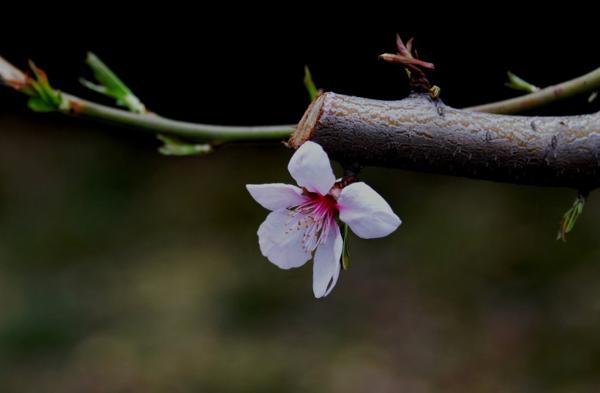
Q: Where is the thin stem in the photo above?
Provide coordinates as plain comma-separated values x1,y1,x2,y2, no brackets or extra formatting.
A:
64,94,295,143
467,66,600,114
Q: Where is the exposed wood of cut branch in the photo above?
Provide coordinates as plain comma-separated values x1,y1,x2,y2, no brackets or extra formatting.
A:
291,92,600,190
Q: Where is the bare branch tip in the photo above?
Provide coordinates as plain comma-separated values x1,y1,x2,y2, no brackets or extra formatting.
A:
0,56,28,89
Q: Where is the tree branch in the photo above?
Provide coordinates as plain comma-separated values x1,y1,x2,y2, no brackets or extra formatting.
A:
2,55,600,149
291,92,600,190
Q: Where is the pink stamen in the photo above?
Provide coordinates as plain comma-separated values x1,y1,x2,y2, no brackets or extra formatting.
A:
289,191,339,253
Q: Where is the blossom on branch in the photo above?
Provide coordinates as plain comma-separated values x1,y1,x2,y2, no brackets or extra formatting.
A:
247,141,401,298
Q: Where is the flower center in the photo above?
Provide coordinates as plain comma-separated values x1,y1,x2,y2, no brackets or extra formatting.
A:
289,191,338,253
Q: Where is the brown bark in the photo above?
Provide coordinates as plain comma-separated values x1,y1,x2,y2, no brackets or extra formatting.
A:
291,92,600,190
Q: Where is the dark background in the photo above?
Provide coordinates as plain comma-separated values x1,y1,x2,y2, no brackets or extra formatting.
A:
1,7,600,392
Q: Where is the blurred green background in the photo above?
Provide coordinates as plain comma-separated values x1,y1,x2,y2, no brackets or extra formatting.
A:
2,113,600,392
2,10,600,392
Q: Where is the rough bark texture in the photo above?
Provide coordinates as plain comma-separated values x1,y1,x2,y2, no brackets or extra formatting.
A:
291,92,600,190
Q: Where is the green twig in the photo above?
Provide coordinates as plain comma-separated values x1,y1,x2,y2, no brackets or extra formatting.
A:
468,66,600,114
64,93,295,143
0,56,294,144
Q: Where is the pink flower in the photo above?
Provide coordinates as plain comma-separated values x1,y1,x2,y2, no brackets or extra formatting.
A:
247,141,401,298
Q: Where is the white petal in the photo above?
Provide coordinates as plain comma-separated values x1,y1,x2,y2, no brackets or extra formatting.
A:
312,223,343,298
338,182,401,239
287,141,336,195
257,209,313,270
246,184,307,211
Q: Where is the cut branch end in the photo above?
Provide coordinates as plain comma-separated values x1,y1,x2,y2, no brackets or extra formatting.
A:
290,93,326,148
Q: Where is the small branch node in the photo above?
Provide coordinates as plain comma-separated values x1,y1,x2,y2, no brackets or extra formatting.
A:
380,34,435,93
